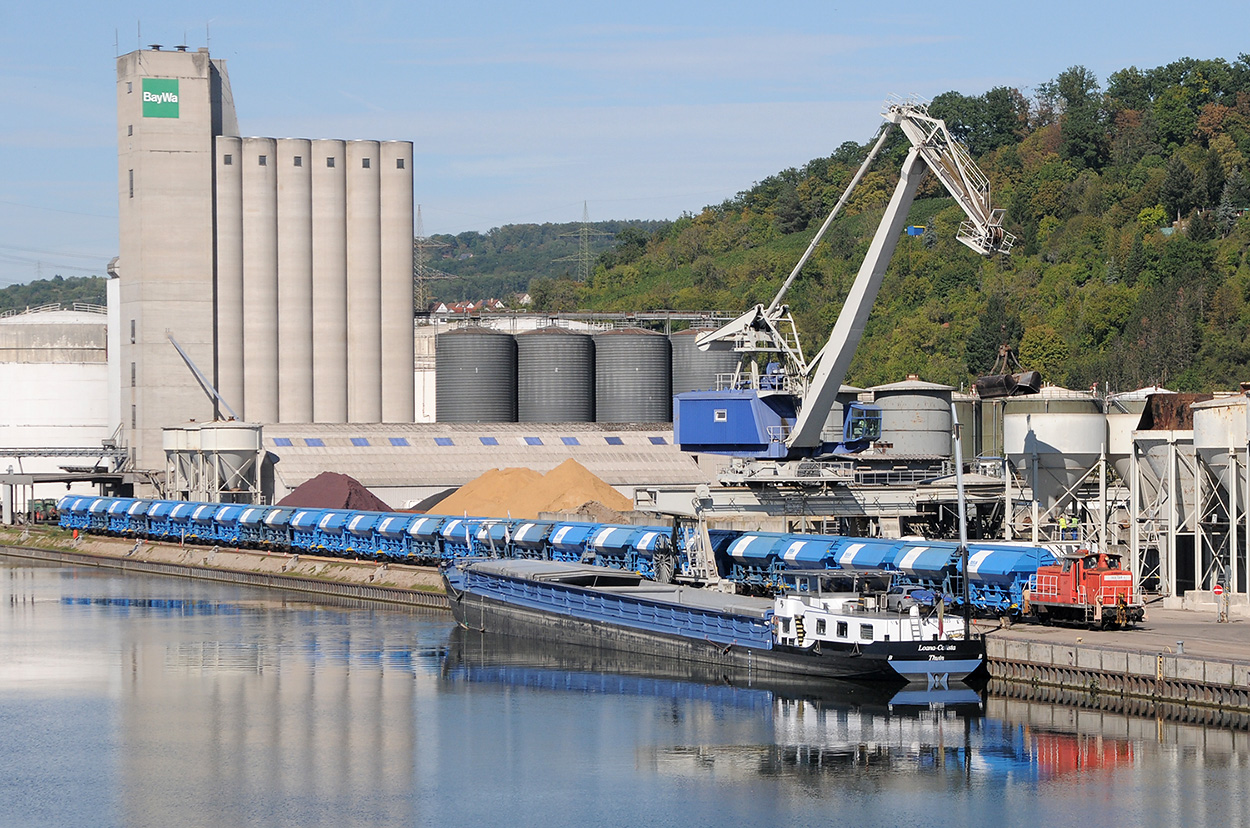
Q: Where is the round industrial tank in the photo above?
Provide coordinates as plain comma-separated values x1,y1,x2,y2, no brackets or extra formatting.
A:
435,327,517,422
594,328,671,422
670,328,739,394
820,385,866,443
869,377,953,456
1193,395,1248,497
0,307,111,499
198,421,264,496
1003,386,1105,509
516,326,594,422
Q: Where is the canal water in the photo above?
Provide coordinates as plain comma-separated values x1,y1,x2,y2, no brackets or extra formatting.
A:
2,556,1247,828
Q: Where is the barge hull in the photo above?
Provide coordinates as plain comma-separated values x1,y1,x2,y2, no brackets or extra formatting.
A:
447,574,981,684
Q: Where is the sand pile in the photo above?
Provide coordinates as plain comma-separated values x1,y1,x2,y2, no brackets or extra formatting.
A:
431,459,632,519
278,471,393,512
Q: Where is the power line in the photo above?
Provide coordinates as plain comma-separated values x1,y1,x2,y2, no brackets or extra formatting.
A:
413,205,456,310
555,201,612,282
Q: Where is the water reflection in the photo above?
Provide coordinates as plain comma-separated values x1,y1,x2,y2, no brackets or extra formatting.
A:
3,555,1248,828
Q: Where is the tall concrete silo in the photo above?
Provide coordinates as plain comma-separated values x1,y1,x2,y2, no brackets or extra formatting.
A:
670,328,739,395
379,141,415,423
276,138,314,423
346,140,382,423
869,377,953,456
241,136,279,424
436,327,517,422
215,136,245,415
594,328,671,423
517,327,594,422
1004,387,1105,510
310,139,349,423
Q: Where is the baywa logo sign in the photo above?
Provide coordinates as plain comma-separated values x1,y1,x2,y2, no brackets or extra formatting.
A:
142,78,179,118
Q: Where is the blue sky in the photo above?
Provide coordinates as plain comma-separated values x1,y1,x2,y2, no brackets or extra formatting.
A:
0,1,1246,287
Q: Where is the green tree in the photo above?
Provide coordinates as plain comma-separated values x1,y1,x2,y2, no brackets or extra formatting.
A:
1159,157,1197,219
1019,325,1072,383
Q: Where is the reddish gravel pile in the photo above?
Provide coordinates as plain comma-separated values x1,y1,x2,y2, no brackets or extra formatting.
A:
278,471,393,512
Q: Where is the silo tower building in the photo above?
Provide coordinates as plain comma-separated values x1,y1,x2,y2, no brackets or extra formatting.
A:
115,46,414,491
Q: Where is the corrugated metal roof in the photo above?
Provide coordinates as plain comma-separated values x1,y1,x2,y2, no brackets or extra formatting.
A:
263,422,712,491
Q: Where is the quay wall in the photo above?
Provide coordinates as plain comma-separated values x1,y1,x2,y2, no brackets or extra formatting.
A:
0,527,448,611
986,635,1250,717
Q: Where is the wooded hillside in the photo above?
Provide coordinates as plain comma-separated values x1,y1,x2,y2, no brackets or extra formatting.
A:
555,55,1250,392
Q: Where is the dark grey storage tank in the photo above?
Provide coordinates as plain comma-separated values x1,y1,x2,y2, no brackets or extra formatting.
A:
670,328,740,394
517,326,594,422
594,328,672,422
435,327,517,422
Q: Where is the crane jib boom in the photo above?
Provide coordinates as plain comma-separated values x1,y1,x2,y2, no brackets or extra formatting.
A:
672,98,1014,462
785,100,1013,453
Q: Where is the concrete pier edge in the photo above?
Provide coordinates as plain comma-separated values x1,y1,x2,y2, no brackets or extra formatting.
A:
983,631,1250,718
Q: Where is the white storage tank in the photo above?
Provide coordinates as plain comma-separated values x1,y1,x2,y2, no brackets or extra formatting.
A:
1004,386,1105,509
1193,395,1249,498
1106,387,1171,484
0,306,111,499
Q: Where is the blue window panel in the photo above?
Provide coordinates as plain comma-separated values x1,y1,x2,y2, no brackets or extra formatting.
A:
561,437,580,446
434,437,455,446
524,437,543,446
649,436,667,445
304,438,324,447
351,437,370,447
479,437,499,446
273,438,292,447
389,437,409,447
605,436,624,446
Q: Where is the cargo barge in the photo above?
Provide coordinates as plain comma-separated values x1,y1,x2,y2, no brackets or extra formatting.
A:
443,558,985,685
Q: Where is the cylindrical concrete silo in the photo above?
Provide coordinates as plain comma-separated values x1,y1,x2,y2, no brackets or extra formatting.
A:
1004,387,1105,510
379,141,415,423
241,137,279,424
595,328,671,423
310,139,348,423
276,139,313,423
670,328,739,395
517,327,594,422
346,140,382,423
435,327,517,422
869,377,954,456
214,136,244,416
